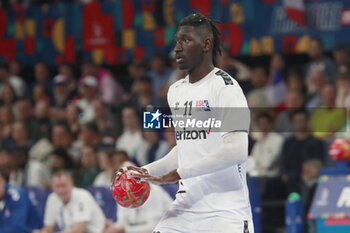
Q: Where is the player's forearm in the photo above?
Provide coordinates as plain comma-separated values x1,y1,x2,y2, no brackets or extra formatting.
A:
177,132,248,179
142,145,179,177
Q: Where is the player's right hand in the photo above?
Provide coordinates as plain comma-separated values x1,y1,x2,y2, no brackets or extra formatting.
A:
110,166,149,190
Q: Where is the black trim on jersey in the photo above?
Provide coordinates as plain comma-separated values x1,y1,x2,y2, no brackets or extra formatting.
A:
215,70,233,85
243,220,249,233
176,190,186,194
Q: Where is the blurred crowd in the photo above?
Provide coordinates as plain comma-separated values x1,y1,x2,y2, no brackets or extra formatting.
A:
0,37,349,232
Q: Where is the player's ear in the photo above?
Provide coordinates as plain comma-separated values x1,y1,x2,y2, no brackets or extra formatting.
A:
203,38,212,53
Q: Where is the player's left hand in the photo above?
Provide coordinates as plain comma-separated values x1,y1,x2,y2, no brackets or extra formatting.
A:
133,169,181,184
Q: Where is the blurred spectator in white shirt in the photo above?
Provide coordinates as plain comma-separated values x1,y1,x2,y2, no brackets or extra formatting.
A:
93,149,115,187
80,61,126,106
76,76,99,124
305,38,336,93
248,112,284,177
116,106,148,166
33,170,105,233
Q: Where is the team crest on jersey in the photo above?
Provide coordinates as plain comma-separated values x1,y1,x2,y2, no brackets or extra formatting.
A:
196,100,210,111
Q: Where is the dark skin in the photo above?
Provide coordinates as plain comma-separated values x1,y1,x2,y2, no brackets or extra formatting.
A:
111,25,215,185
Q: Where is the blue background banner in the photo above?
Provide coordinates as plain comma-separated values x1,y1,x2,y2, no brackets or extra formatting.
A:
0,0,350,66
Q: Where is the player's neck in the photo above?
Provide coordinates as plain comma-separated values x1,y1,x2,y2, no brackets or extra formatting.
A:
188,61,215,84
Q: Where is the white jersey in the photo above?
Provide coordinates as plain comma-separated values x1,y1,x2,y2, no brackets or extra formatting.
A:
167,67,252,220
44,187,106,233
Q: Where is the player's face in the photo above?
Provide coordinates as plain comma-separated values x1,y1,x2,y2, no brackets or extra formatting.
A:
52,175,73,204
174,26,204,71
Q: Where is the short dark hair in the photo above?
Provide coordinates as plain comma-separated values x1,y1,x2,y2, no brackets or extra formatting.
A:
113,150,130,161
334,43,349,53
310,37,323,49
290,108,309,120
256,112,274,123
179,13,222,62
52,169,73,181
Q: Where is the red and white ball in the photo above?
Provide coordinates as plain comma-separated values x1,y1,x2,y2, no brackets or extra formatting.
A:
328,138,350,161
111,170,150,208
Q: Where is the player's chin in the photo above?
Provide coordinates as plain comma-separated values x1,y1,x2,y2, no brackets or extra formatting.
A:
177,63,188,70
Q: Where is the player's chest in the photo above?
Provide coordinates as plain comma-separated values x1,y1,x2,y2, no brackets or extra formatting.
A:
171,86,215,112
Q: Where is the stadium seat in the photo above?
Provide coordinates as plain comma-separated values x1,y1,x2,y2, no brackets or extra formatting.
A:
24,186,49,220
87,186,117,221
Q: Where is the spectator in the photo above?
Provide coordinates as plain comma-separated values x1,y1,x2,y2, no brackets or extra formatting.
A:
248,112,284,177
8,60,27,97
80,61,125,106
51,121,80,163
49,147,74,174
32,100,51,142
300,159,323,215
32,62,54,97
75,145,100,188
159,52,188,98
305,71,328,114
142,131,169,164
216,48,252,82
247,66,271,138
104,152,173,233
147,52,173,98
93,100,120,144
280,109,325,194
2,121,32,151
0,83,17,107
131,76,163,111
128,61,148,95
93,149,115,187
0,106,14,141
333,44,350,75
58,62,77,98
274,90,304,135
163,126,176,152
247,67,271,108
32,84,49,103
14,98,37,140
269,53,286,83
65,103,81,138
0,63,27,98
305,38,336,92
300,159,323,233
33,170,105,233
335,72,350,108
7,147,50,188
76,75,99,124
116,106,148,165
0,169,43,233
49,74,73,122
286,69,307,95
310,84,346,140
78,122,102,149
